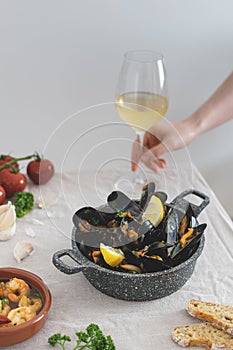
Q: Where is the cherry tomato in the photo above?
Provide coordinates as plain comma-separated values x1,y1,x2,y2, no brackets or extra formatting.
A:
0,155,18,171
0,169,27,198
27,159,55,185
0,185,6,205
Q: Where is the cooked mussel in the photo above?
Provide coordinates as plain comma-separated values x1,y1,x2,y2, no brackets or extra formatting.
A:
140,255,171,273
135,221,165,249
107,191,142,217
162,208,179,256
170,223,207,265
121,245,170,273
121,246,141,267
73,207,107,230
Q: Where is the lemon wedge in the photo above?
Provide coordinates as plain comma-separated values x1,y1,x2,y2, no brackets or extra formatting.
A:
100,243,125,267
142,195,164,227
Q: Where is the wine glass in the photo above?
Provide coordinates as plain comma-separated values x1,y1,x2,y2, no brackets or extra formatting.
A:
115,50,168,197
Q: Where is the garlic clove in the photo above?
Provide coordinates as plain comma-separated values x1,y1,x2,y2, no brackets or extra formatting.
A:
0,222,16,241
0,202,16,231
13,241,34,263
0,201,11,215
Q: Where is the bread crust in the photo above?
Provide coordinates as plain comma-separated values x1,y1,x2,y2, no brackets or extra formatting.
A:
171,330,190,347
209,345,233,350
172,323,233,350
187,300,233,335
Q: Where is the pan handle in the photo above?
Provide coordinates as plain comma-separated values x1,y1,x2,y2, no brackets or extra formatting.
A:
52,249,91,275
171,189,210,217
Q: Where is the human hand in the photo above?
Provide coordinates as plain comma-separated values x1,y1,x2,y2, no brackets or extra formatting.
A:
131,119,196,173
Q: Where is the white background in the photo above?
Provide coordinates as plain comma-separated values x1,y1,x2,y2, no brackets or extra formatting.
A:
0,0,232,214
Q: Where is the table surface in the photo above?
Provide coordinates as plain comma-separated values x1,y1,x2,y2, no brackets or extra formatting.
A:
1,163,233,350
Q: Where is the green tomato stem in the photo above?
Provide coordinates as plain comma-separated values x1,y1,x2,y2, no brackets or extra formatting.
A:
0,154,37,170
34,152,41,161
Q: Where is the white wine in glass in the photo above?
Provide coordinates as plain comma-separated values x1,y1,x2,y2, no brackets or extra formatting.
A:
116,92,168,132
115,50,168,197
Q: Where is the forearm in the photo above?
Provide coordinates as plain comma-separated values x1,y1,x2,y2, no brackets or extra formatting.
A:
186,71,233,138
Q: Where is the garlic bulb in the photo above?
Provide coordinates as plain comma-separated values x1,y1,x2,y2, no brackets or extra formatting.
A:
0,201,16,241
13,241,34,263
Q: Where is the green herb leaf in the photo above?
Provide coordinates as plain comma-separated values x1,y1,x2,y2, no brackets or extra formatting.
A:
0,297,8,310
33,291,41,298
90,218,99,226
117,210,124,217
13,192,34,218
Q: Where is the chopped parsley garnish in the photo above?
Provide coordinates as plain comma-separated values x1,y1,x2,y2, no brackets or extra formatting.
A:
0,297,7,310
117,210,124,217
90,218,100,226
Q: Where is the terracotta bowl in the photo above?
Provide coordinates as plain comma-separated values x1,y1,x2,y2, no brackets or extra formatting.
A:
0,267,52,347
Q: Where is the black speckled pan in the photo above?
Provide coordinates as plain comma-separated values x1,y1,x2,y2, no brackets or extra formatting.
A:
52,189,209,301
53,229,205,301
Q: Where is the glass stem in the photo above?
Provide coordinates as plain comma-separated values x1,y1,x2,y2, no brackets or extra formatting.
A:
134,131,145,184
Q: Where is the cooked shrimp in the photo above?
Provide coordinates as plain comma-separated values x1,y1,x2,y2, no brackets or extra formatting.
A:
19,296,42,313
5,278,30,303
18,295,31,307
7,307,36,326
29,298,42,312
0,299,10,316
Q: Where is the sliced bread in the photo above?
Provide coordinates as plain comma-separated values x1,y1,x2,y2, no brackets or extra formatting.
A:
188,300,233,335
172,322,233,349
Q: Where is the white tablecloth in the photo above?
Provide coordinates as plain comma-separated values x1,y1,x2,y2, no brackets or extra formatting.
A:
1,163,233,349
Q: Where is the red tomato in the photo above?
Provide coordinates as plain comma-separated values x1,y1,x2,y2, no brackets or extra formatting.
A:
0,169,27,198
0,155,18,171
0,185,6,205
27,159,55,185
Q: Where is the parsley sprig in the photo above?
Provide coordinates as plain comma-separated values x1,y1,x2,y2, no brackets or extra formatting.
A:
48,324,116,350
48,334,71,349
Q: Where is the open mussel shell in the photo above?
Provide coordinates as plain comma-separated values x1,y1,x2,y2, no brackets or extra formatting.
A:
139,182,156,211
170,223,207,266
76,225,139,248
78,241,95,259
140,256,171,273
75,231,110,248
177,205,196,231
120,245,171,273
146,241,172,256
122,220,162,251
73,207,107,229
73,206,127,247
160,207,179,256
107,191,142,217
154,191,167,205
120,216,141,240
121,246,141,267
74,218,143,249
135,221,166,249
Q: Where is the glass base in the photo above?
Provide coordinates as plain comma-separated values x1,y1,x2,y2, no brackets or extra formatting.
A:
114,171,147,199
